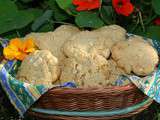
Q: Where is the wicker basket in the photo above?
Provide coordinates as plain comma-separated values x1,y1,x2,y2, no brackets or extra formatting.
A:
28,84,153,120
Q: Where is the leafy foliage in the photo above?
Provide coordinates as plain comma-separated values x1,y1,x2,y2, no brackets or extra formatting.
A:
75,12,104,28
47,0,70,21
55,0,72,10
31,10,53,31
146,26,160,40
0,11,34,34
152,0,160,15
100,6,115,24
0,0,159,41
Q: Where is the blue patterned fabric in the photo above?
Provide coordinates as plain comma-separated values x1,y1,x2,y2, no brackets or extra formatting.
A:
152,39,160,54
0,60,76,117
129,65,160,103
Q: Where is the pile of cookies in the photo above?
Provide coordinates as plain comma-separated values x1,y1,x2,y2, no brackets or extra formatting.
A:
16,25,159,88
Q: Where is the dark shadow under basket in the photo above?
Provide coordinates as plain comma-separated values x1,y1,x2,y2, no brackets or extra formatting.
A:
28,84,153,120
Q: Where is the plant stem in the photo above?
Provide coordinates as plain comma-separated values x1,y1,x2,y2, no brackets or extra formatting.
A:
141,0,152,5
144,14,158,25
130,17,140,33
138,10,145,32
50,20,73,26
16,31,21,38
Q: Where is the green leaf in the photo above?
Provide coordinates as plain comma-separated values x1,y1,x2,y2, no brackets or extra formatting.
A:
100,6,114,24
48,0,69,21
31,10,53,31
152,0,160,15
38,22,54,32
67,4,79,16
75,12,104,28
0,0,17,14
2,31,19,39
0,11,34,34
19,0,33,3
55,0,72,10
27,8,43,19
146,26,160,40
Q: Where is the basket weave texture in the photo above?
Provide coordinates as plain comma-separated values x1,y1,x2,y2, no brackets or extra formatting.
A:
28,84,153,120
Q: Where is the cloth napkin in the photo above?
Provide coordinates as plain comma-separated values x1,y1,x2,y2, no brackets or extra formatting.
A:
0,59,76,117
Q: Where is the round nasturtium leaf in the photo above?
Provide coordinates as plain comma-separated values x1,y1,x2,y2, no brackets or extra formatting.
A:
0,11,34,34
0,0,17,14
152,0,160,15
31,10,53,31
75,12,104,28
55,0,72,10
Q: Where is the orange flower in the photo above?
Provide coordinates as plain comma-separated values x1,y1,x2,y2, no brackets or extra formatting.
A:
112,0,134,16
73,0,101,11
3,45,19,60
3,38,36,61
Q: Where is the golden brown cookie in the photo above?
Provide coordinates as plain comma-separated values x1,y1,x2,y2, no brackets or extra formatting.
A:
62,31,113,60
93,25,127,42
25,25,80,59
17,50,60,86
60,54,126,88
60,55,108,88
111,36,159,76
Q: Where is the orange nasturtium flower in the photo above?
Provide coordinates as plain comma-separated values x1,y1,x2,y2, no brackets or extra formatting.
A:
112,0,134,16
72,0,101,11
3,38,36,61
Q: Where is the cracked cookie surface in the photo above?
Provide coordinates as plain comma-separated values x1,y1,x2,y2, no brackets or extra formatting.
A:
111,36,159,76
17,50,60,86
25,25,80,59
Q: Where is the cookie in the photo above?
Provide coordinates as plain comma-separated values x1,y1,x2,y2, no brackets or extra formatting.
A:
111,36,159,76
17,50,60,86
60,54,108,88
94,25,127,42
60,54,125,88
62,31,113,60
25,25,80,59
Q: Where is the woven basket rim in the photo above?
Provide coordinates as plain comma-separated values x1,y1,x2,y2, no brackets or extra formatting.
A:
30,97,152,117
47,83,136,93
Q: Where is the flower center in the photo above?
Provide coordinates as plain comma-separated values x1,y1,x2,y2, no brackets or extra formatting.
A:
118,1,123,7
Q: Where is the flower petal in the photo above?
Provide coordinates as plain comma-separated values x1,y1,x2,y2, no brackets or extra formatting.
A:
122,0,131,3
3,45,18,60
15,52,27,61
9,38,23,49
25,48,36,53
22,38,36,53
73,0,101,11
154,18,160,25
112,0,119,7
120,2,134,16
72,0,83,5
112,0,134,16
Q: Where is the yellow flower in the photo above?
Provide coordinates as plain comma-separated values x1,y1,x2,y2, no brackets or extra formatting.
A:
22,38,36,53
3,45,19,60
15,52,27,61
9,38,22,48
3,38,36,61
